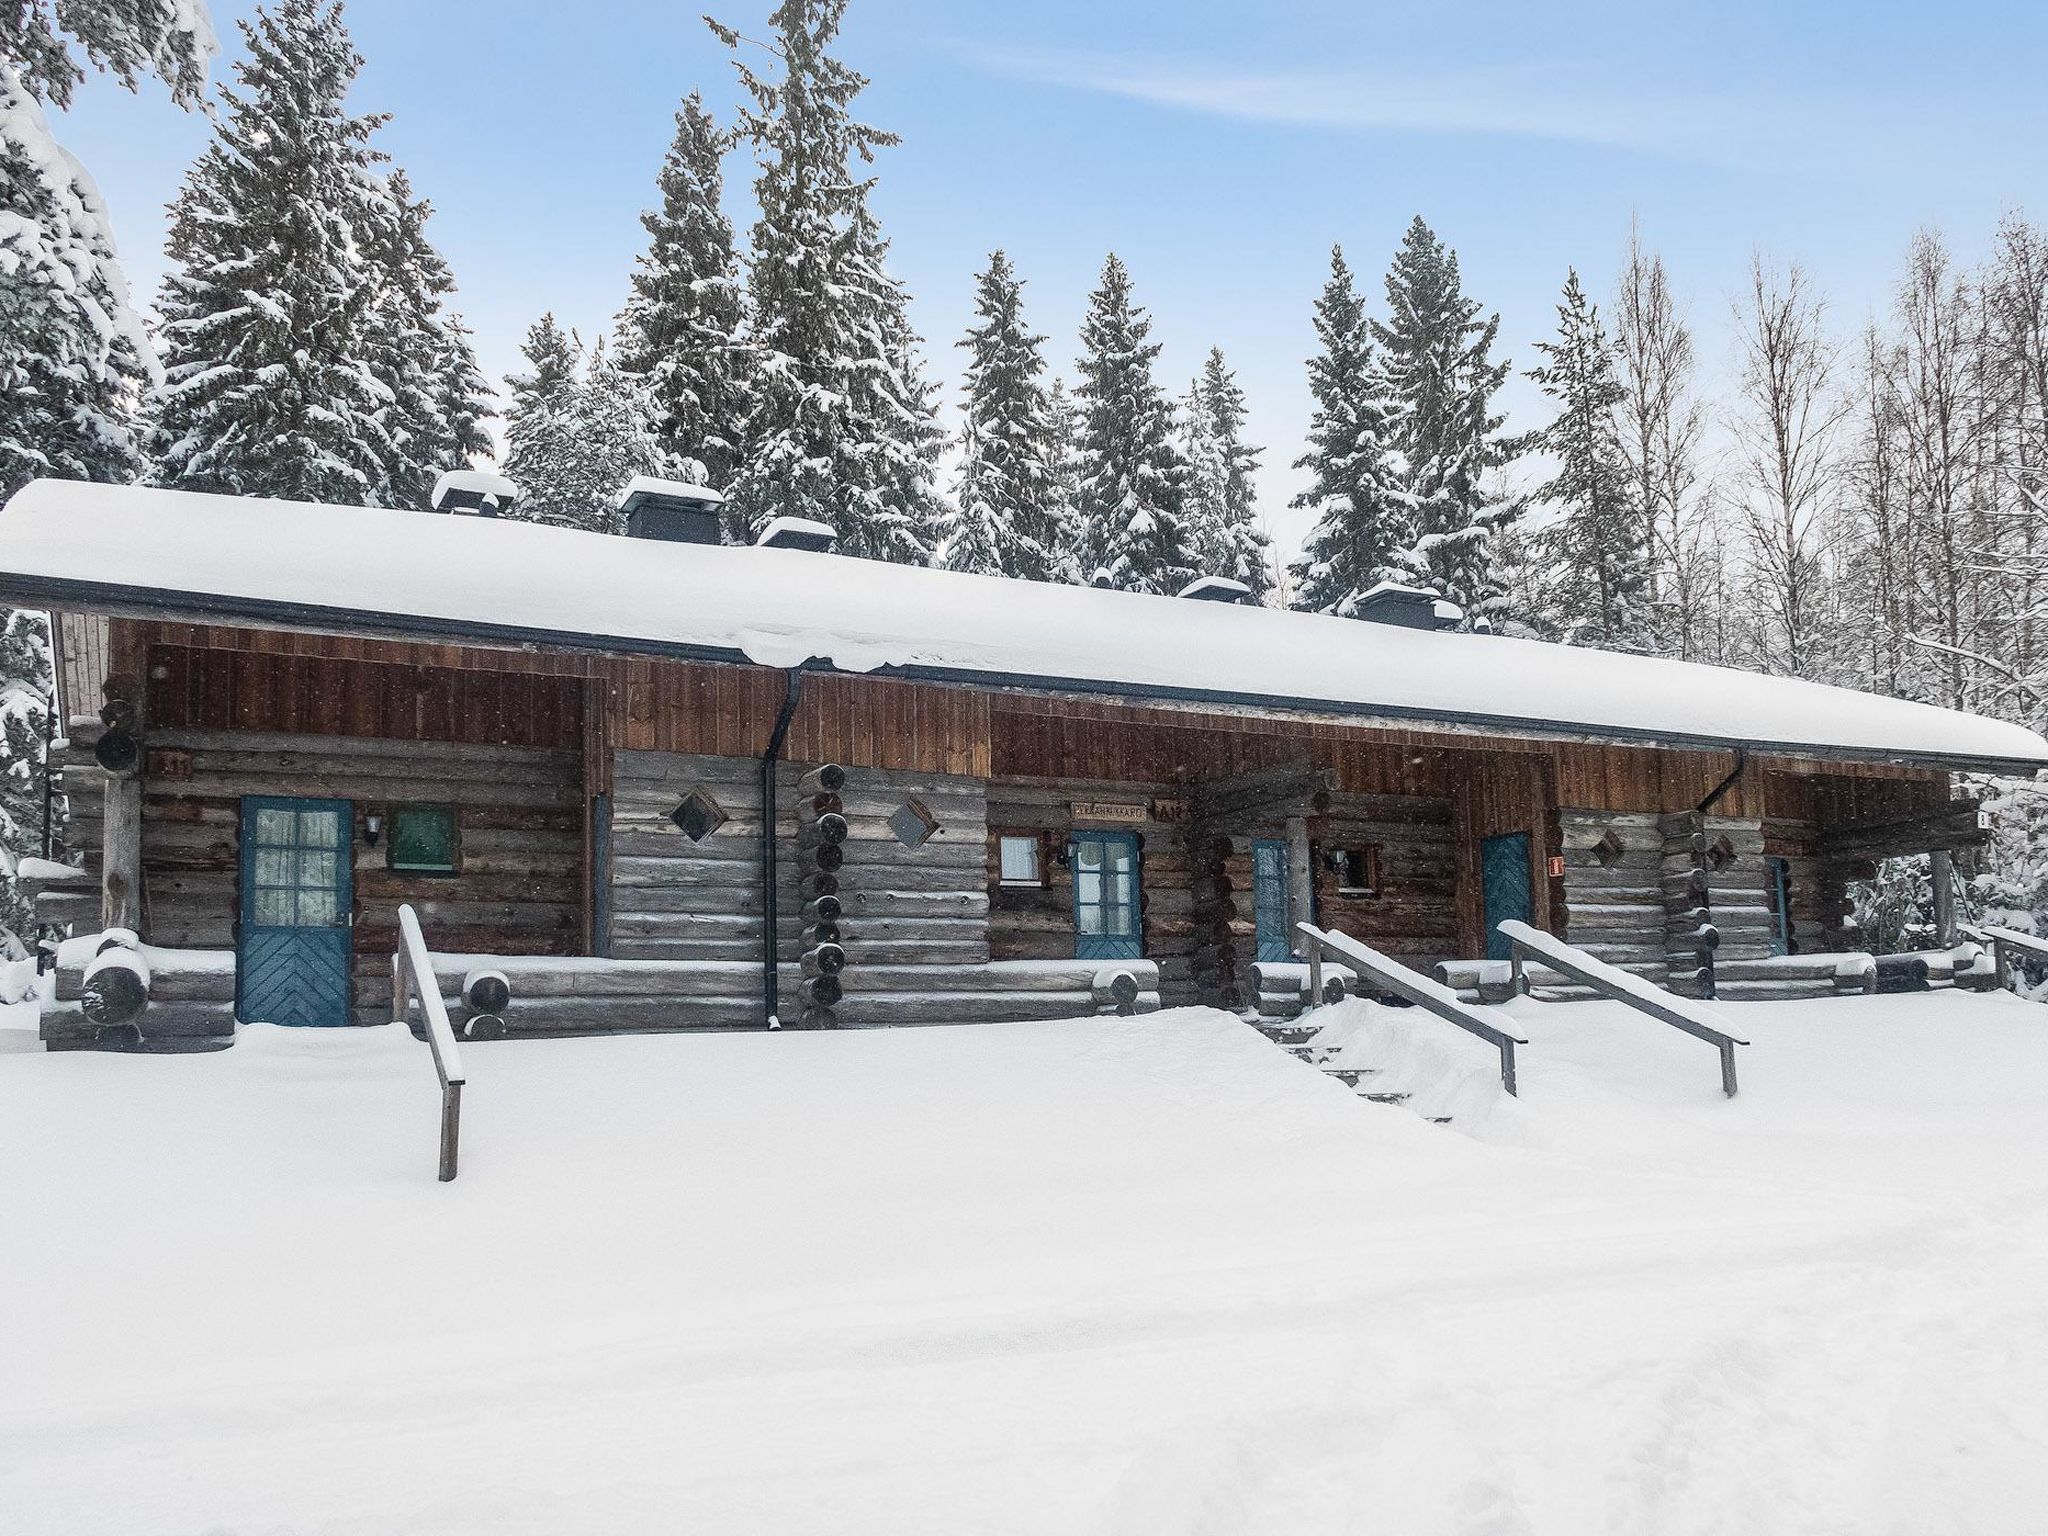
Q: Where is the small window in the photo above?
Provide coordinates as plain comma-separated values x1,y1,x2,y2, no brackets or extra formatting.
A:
998,833,1043,887
1330,844,1381,896
388,804,458,875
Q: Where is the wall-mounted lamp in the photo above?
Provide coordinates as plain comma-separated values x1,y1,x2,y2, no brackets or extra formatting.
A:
364,812,384,848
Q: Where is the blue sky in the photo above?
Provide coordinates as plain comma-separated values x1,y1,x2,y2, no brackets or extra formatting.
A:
49,0,2048,558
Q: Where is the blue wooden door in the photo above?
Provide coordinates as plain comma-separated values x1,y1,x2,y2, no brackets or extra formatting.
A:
1253,839,1293,962
1073,831,1142,960
237,796,354,1026
1480,831,1533,962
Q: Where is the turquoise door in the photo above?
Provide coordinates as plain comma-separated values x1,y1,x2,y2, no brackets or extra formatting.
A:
1253,839,1293,962
1073,830,1142,960
1480,831,1533,962
237,796,354,1026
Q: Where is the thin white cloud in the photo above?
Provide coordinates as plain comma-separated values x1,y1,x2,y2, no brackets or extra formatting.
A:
961,45,1854,171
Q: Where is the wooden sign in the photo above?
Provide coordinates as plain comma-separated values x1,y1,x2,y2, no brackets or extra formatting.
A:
1071,800,1148,826
1149,797,1191,824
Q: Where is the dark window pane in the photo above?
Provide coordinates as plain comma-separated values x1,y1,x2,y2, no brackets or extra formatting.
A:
390,805,457,873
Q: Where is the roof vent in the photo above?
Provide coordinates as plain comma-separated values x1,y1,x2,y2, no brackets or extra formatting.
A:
754,516,836,553
1355,580,1463,631
1177,575,1254,605
430,469,518,517
616,476,724,544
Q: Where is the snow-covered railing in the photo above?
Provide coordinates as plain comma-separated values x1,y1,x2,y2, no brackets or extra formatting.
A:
393,904,466,1183
1499,920,1748,1098
1297,923,1526,1096
1972,925,2048,994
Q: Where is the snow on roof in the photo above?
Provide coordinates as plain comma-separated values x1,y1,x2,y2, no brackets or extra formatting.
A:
428,468,518,510
1357,579,1438,602
613,475,724,511
3,479,2045,770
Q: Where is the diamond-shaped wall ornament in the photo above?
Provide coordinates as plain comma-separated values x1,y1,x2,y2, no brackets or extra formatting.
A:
889,797,940,850
1707,834,1737,872
670,787,728,843
1593,828,1627,868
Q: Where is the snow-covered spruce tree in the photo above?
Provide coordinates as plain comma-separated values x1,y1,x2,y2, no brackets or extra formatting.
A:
149,0,392,505
1071,253,1191,594
1373,216,1521,625
945,249,1063,579
709,0,939,563
362,169,491,510
1288,245,1412,616
502,314,586,526
616,90,747,492
4,5,215,938
1526,268,1651,649
1043,376,1082,578
3,3,215,495
1181,347,1272,597
502,321,673,532
839,196,944,562
0,608,53,948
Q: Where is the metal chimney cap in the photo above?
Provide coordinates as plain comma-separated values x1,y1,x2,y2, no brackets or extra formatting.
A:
430,468,519,515
1176,575,1255,604
755,516,837,552
613,475,725,514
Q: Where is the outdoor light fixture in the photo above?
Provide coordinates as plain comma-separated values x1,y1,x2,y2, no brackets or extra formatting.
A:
364,812,383,847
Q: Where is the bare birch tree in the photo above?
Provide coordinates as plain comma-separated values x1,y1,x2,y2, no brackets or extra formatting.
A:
1727,255,1849,677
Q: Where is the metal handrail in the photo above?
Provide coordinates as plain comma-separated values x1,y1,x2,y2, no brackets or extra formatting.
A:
1499,919,1747,1098
393,903,466,1182
1971,924,2048,993
1298,922,1526,1096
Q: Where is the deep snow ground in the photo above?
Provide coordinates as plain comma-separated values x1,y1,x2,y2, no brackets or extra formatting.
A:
3,994,2046,1534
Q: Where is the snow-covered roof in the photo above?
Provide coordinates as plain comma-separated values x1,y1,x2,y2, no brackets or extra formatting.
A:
613,475,724,511
3,479,2045,770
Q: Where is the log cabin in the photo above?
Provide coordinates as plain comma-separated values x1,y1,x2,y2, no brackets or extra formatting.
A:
3,475,2044,1047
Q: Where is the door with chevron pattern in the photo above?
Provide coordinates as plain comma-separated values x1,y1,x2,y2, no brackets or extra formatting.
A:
236,797,354,1027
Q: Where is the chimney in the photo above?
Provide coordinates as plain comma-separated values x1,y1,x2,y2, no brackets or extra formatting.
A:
430,468,518,517
1355,580,1462,631
1176,575,1254,605
754,516,836,553
616,476,724,544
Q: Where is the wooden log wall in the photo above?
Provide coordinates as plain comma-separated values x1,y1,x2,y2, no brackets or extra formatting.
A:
798,766,989,983
76,727,582,1024
985,779,1197,1007
1557,810,1670,979
606,750,765,970
606,752,991,1026
66,622,1964,1020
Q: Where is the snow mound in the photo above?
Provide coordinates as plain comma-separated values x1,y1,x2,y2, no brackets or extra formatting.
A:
6,998,2048,1532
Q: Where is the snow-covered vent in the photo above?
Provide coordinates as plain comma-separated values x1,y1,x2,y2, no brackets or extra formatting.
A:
616,476,724,544
1355,580,1463,631
1177,576,1254,605
430,469,518,518
754,516,836,553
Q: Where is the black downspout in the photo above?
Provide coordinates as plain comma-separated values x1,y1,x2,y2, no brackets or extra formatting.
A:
761,666,806,1028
